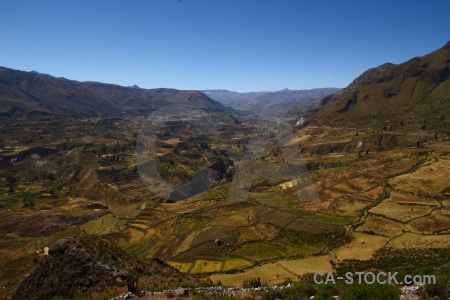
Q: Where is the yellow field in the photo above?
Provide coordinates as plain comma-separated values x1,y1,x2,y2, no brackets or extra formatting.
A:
80,214,127,235
211,255,332,287
279,255,332,276
210,262,294,287
167,261,193,273
190,260,223,274
222,259,253,271
334,233,389,261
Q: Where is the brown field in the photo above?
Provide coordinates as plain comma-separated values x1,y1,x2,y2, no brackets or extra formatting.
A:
161,199,218,214
312,185,383,215
235,224,278,245
356,215,405,237
210,207,257,227
326,196,373,216
389,158,450,197
369,201,435,223
387,191,440,205
407,209,450,233
387,233,450,249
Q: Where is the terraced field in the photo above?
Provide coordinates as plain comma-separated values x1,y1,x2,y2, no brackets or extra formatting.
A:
0,115,449,296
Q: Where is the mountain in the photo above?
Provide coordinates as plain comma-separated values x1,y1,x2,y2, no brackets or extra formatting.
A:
202,88,340,111
311,42,450,132
0,67,228,120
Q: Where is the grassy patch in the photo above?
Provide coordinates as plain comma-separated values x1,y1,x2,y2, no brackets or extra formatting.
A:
233,241,286,261
269,230,328,256
174,215,212,236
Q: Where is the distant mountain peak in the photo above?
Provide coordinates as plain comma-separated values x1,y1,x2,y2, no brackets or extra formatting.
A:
30,70,55,78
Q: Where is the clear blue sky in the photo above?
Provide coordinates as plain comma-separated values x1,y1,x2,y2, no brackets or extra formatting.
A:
1,0,449,92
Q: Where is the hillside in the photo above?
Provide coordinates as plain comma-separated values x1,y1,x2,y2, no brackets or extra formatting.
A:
202,88,340,111
0,67,228,120
12,234,199,299
311,42,450,132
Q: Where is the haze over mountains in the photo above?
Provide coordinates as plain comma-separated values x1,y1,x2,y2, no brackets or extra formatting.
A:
202,88,340,111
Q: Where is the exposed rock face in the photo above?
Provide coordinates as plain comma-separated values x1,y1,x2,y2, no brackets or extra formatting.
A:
400,284,426,300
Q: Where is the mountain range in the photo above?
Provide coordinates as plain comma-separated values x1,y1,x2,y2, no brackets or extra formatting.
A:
202,88,340,111
1,41,449,131
0,67,227,120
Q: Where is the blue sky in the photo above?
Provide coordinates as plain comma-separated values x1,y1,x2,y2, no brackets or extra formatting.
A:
1,0,449,92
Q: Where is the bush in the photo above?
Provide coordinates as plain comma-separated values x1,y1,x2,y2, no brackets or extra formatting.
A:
339,282,400,300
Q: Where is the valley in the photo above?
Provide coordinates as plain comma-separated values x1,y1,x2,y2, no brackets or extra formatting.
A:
0,41,449,299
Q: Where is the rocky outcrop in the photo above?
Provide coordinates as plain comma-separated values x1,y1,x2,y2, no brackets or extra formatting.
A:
12,235,197,300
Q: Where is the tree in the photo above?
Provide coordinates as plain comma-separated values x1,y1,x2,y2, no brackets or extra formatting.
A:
23,191,35,207
6,175,18,194
127,275,140,295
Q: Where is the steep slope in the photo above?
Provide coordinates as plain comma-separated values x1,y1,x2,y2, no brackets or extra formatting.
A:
202,88,340,111
311,42,450,132
0,67,227,119
12,234,199,299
